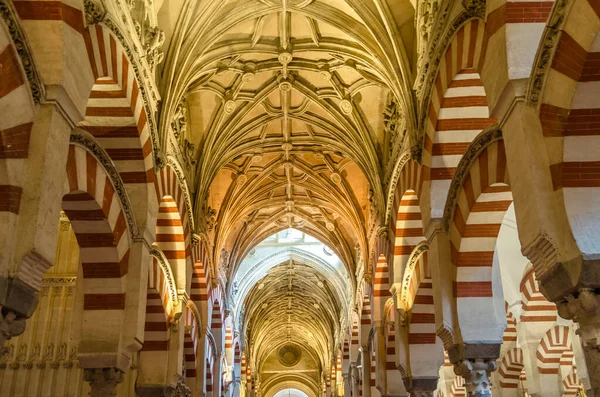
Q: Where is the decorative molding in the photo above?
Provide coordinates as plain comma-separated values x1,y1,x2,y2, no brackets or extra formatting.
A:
84,0,106,25
167,156,196,234
441,126,502,232
417,14,481,131
521,231,558,281
41,276,77,286
15,251,54,292
70,131,138,240
150,247,180,313
383,153,411,228
398,242,429,311
0,0,45,104
526,0,572,108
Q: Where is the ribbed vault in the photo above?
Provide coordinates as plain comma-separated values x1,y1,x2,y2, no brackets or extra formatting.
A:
232,230,350,389
160,0,415,279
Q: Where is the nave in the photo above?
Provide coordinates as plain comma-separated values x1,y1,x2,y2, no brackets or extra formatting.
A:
0,0,599,396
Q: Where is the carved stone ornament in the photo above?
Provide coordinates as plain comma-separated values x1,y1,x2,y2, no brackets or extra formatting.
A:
83,367,125,397
0,311,26,359
16,250,54,292
383,93,406,158
556,289,600,396
144,25,165,68
100,17,162,169
171,100,187,139
453,359,497,396
0,0,45,103
462,0,487,18
526,0,571,107
520,231,558,279
84,0,106,25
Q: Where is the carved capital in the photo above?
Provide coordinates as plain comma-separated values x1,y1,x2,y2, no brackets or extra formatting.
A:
0,310,26,359
453,359,497,396
557,289,600,351
83,367,125,397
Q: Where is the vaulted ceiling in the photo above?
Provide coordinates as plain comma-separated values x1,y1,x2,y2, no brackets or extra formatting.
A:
159,0,417,378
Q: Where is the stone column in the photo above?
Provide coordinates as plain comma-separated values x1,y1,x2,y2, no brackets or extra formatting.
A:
557,289,600,397
361,349,371,397
0,102,73,359
453,359,497,397
343,373,351,397
373,323,387,394
83,367,125,397
351,364,360,397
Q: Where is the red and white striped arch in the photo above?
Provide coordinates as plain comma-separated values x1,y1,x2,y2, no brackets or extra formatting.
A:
155,164,193,291
520,267,557,323
393,189,426,286
562,369,582,396
370,349,377,396
360,289,373,345
64,144,130,310
0,19,36,229
498,347,525,389
63,144,132,354
422,19,497,217
342,339,351,376
351,318,360,362
141,257,173,352
391,159,426,286
538,3,600,260
450,376,467,397
448,139,510,342
184,303,202,383
373,254,391,322
80,24,154,195
537,326,573,375
503,304,517,345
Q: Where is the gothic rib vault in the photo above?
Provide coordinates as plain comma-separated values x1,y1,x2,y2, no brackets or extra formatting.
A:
2,0,600,395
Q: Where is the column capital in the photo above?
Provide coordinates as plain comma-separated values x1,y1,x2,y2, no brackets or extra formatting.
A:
453,359,497,397
83,367,125,397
